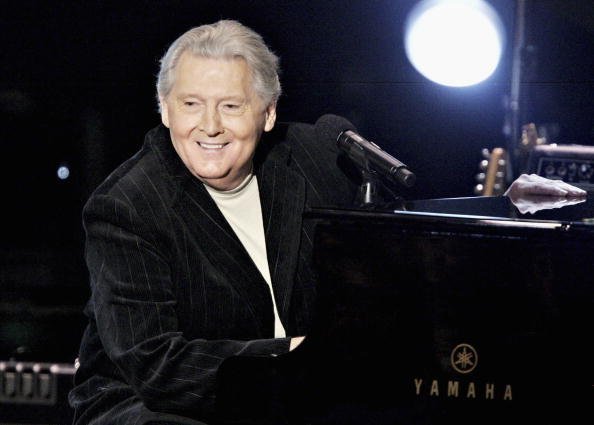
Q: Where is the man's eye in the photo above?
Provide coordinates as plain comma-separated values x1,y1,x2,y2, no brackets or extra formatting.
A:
221,103,244,114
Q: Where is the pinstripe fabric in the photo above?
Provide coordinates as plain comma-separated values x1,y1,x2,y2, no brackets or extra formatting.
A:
68,122,357,424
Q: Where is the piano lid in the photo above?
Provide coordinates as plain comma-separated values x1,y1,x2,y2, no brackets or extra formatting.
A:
405,192,594,223
306,192,594,235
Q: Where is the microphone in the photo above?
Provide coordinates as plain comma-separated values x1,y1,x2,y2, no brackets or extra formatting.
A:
315,114,416,188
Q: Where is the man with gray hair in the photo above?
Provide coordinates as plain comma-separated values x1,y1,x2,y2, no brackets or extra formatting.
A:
68,19,585,425
68,19,357,424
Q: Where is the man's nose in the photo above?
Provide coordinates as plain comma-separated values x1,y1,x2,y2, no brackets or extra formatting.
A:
199,106,224,136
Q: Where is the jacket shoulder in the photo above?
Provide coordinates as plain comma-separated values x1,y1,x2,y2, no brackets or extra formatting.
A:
86,125,179,209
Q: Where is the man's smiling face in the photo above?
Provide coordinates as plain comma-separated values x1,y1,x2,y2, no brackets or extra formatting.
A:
160,52,276,191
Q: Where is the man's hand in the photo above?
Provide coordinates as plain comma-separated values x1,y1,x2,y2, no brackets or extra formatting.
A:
504,174,587,198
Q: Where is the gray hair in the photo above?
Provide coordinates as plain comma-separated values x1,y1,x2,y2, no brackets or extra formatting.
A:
156,20,281,111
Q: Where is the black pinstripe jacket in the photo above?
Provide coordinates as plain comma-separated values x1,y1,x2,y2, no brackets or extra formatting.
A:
68,122,357,424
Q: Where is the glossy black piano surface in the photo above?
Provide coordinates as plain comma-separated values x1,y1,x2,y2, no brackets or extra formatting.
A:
216,194,594,425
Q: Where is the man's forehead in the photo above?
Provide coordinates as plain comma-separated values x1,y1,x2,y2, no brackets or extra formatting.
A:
170,53,259,100
174,54,250,81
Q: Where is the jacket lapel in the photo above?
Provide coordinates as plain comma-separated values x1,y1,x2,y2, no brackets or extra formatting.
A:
257,143,306,326
180,178,277,334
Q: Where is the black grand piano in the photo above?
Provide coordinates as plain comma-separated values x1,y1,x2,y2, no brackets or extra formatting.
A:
216,193,594,425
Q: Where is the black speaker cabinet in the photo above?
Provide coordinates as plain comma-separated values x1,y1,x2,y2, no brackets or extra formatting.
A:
526,144,594,188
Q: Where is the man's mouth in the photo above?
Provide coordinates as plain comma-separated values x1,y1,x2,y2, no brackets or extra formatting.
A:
197,142,229,150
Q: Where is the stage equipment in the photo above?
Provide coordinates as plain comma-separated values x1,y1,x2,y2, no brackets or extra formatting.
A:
315,114,415,207
316,114,415,188
404,0,505,87
0,360,76,424
526,144,594,189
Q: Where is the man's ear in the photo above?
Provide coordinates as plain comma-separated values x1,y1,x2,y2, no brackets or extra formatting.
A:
263,102,277,132
160,97,170,128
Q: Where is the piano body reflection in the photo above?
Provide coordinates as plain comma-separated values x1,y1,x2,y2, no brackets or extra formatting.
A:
216,195,593,425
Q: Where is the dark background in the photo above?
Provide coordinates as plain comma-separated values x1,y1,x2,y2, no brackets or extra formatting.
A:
1,0,594,363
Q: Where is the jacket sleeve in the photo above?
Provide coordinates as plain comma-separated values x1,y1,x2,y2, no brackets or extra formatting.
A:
83,191,290,416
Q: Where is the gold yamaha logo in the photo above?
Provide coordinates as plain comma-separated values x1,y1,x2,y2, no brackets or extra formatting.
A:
451,343,478,374
413,342,513,401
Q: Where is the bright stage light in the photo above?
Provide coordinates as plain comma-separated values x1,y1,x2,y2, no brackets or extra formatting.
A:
405,0,505,87
57,165,70,180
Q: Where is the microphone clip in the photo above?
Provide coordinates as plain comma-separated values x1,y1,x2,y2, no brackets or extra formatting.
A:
356,169,405,210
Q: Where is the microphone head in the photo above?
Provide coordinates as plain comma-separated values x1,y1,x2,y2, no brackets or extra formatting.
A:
315,114,357,144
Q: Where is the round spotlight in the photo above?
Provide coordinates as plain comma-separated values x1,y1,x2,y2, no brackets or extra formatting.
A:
405,0,505,87
57,165,70,180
